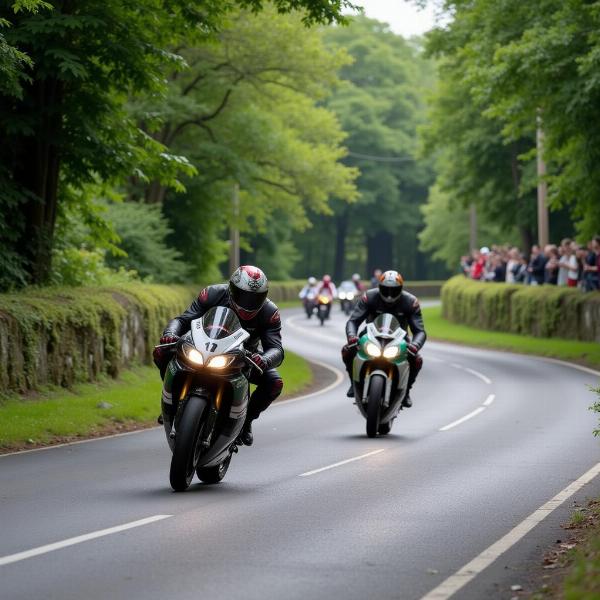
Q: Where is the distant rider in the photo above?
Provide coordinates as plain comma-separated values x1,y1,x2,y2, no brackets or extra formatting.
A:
152,266,284,446
341,270,426,408
316,274,337,319
351,273,364,293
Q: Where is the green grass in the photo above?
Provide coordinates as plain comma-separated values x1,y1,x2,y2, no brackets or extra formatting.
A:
422,305,600,370
0,350,312,450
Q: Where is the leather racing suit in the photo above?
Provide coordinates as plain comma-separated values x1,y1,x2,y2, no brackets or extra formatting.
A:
341,288,426,398
158,284,284,421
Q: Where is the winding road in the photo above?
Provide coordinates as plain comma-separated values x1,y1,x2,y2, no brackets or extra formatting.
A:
1,306,599,600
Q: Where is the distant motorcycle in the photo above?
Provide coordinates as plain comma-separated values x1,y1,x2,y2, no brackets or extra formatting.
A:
316,294,332,325
338,281,358,315
302,292,317,319
350,314,410,437
155,306,262,491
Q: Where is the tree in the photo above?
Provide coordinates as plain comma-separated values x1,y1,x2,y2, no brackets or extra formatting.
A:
0,0,356,288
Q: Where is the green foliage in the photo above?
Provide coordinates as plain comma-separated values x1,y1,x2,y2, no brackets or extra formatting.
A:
419,184,520,269
591,387,600,437
104,202,189,283
442,275,600,342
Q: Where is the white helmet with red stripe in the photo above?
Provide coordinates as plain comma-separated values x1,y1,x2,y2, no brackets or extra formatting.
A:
229,265,269,320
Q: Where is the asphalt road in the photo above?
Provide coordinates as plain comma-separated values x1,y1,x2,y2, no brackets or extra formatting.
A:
1,305,599,600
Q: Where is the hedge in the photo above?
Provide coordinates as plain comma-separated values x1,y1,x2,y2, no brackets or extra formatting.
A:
441,275,600,342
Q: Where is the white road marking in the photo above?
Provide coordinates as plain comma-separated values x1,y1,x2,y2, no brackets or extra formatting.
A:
425,355,445,363
450,363,463,370
299,449,385,477
0,515,172,567
439,407,486,432
419,461,600,600
285,314,346,344
463,367,492,385
483,394,495,407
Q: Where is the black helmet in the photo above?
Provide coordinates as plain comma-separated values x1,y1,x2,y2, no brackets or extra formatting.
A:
378,270,404,304
229,266,269,320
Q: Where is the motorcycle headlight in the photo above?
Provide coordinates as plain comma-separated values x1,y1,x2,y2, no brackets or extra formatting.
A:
383,345,400,359
339,292,347,300
185,347,204,365
207,355,232,369
347,293,354,300
365,342,381,358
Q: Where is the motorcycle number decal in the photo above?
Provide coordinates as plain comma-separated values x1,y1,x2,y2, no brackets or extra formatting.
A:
205,342,218,352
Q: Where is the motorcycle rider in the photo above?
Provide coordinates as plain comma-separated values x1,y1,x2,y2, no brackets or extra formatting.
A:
316,274,337,319
341,270,426,408
351,273,364,293
299,276,319,317
152,266,283,447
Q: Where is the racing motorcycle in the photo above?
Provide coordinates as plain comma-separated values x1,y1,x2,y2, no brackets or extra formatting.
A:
338,281,357,316
155,306,261,491
316,293,332,325
350,313,410,438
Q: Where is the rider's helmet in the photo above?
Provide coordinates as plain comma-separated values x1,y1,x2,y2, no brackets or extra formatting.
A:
229,266,269,320
352,273,361,282
308,276,317,286
378,270,404,304
323,274,332,284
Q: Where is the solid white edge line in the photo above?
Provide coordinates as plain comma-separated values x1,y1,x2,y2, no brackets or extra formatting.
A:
483,394,495,407
419,462,600,600
299,449,385,477
463,367,492,385
439,407,486,432
0,515,172,567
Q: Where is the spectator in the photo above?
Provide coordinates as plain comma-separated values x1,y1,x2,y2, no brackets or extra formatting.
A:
513,253,528,283
370,268,382,289
544,246,559,285
505,247,520,283
583,237,599,291
471,247,488,280
557,239,573,286
527,244,546,285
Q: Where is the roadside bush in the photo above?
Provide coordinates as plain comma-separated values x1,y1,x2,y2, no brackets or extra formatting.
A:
442,275,600,342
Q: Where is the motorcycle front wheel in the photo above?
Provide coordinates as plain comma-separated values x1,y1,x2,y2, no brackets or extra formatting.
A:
196,454,232,484
170,395,208,492
366,374,385,438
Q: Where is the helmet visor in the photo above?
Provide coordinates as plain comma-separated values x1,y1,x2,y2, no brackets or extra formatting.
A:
229,284,268,314
379,284,402,302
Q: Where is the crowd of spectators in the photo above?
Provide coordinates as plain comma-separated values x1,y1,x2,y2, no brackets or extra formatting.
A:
460,237,600,292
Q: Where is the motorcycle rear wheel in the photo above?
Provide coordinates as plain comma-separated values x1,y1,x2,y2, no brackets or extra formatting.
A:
366,374,385,438
170,395,208,492
196,454,232,484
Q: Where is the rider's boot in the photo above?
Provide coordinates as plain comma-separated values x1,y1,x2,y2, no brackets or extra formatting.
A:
237,418,254,446
346,383,355,398
401,393,412,408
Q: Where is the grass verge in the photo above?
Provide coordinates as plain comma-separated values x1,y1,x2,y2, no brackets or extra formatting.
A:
0,350,313,451
422,305,600,370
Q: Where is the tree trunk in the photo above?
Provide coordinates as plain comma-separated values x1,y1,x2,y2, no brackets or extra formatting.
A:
333,211,348,281
366,231,393,276
13,78,63,285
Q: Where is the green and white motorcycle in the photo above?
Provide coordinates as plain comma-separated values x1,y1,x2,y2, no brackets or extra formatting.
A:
351,313,410,438
156,306,261,491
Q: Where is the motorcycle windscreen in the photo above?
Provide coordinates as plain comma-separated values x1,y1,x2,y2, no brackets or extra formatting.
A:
202,307,242,339
372,313,401,335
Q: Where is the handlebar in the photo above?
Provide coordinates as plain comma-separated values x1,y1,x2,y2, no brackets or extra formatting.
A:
242,349,264,376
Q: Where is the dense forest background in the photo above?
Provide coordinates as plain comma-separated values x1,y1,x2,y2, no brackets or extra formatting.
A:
2,0,597,290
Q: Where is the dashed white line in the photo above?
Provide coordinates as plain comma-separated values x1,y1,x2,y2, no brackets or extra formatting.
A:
483,394,495,407
0,515,172,567
299,449,385,477
439,407,487,432
463,367,492,385
419,461,600,600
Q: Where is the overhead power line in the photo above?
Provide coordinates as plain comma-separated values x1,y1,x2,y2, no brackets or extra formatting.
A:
346,151,416,163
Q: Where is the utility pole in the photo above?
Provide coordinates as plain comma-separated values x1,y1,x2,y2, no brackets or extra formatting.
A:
536,115,549,247
229,183,240,274
469,203,478,252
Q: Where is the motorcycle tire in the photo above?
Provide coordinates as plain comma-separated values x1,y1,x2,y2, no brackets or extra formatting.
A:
366,374,385,438
169,395,208,492
196,454,232,484
378,421,391,435
319,311,325,326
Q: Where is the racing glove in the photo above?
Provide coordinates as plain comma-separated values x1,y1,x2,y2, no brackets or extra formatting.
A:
346,335,359,346
406,342,419,357
160,335,180,345
250,353,268,373
153,334,180,366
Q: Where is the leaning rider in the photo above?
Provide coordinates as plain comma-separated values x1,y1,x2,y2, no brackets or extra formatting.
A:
341,270,426,408
152,266,284,446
